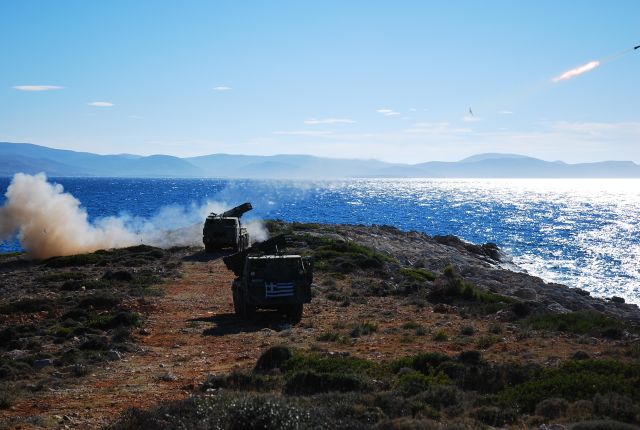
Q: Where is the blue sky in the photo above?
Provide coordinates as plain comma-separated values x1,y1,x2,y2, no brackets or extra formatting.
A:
1,1,638,163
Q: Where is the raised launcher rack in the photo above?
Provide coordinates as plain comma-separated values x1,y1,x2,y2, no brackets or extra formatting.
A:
207,202,253,220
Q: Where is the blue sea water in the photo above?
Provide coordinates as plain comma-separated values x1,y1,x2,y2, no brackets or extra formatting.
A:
1,177,639,304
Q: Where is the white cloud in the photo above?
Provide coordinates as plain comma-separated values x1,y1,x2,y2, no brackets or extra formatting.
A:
463,115,480,122
304,118,355,125
213,86,232,91
376,109,401,117
273,130,334,136
499,110,513,115
13,85,63,91
88,102,114,107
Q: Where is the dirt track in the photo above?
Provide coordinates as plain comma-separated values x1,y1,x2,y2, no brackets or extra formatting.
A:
2,255,289,428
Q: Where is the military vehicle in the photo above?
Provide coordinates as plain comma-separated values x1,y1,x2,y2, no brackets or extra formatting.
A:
223,234,313,323
203,202,252,253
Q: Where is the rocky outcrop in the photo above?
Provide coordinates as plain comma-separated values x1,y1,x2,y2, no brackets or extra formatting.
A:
317,224,640,324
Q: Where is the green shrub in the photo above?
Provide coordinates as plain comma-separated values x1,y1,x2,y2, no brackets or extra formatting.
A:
36,271,87,283
570,420,640,430
473,405,517,426
535,397,568,419
0,298,55,314
0,385,14,409
476,335,500,349
428,271,515,308
284,370,371,395
254,346,292,374
397,371,450,396
499,360,640,412
78,293,122,309
351,322,378,337
399,268,436,282
460,325,475,336
411,384,464,410
432,331,448,342
592,393,640,423
282,352,375,377
44,253,105,267
401,321,421,330
524,311,628,338
317,332,341,342
391,353,451,374
373,418,440,430
110,392,337,430
202,370,278,392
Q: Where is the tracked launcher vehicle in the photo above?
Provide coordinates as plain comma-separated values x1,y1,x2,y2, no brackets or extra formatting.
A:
223,234,313,323
203,202,252,253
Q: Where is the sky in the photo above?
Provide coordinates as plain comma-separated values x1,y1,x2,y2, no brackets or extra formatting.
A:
1,1,639,163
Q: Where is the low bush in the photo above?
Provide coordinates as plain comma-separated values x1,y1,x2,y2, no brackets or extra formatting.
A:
284,370,371,395
317,331,341,342
472,405,517,426
399,268,436,282
397,371,450,396
476,335,500,349
110,393,337,430
78,293,122,309
499,360,640,412
351,322,378,337
535,397,568,419
282,352,374,377
592,393,640,423
571,420,640,430
524,311,628,338
460,325,475,336
36,271,87,283
254,346,292,374
0,298,55,314
428,269,515,309
432,331,448,342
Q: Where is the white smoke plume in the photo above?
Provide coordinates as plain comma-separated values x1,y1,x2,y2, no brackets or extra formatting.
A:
0,173,269,259
552,60,600,83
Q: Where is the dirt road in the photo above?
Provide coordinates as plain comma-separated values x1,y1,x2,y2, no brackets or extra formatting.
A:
2,254,293,428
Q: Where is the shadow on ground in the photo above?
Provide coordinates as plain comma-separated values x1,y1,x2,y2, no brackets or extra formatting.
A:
182,250,228,262
193,312,293,336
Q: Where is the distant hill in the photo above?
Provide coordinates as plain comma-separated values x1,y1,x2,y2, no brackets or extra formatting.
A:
1,142,639,178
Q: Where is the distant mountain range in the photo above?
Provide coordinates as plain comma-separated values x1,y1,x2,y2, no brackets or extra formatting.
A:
1,142,640,178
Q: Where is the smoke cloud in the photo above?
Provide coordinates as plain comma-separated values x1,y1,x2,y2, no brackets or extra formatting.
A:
552,60,600,82
0,173,268,259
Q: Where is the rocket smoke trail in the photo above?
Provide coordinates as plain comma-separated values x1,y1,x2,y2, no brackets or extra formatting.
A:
552,45,638,83
552,60,600,82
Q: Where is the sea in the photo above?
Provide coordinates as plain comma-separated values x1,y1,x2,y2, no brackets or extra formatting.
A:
1,177,639,304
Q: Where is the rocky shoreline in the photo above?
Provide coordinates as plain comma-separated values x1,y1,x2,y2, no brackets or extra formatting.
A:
298,223,640,324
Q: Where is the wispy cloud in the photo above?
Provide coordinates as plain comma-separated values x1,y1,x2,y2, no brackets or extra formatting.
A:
13,85,63,91
552,60,600,83
273,130,334,136
213,86,232,91
498,110,513,115
376,108,400,117
304,118,355,125
88,101,114,107
404,122,471,135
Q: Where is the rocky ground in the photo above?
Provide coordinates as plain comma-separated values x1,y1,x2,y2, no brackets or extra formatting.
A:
1,221,639,429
